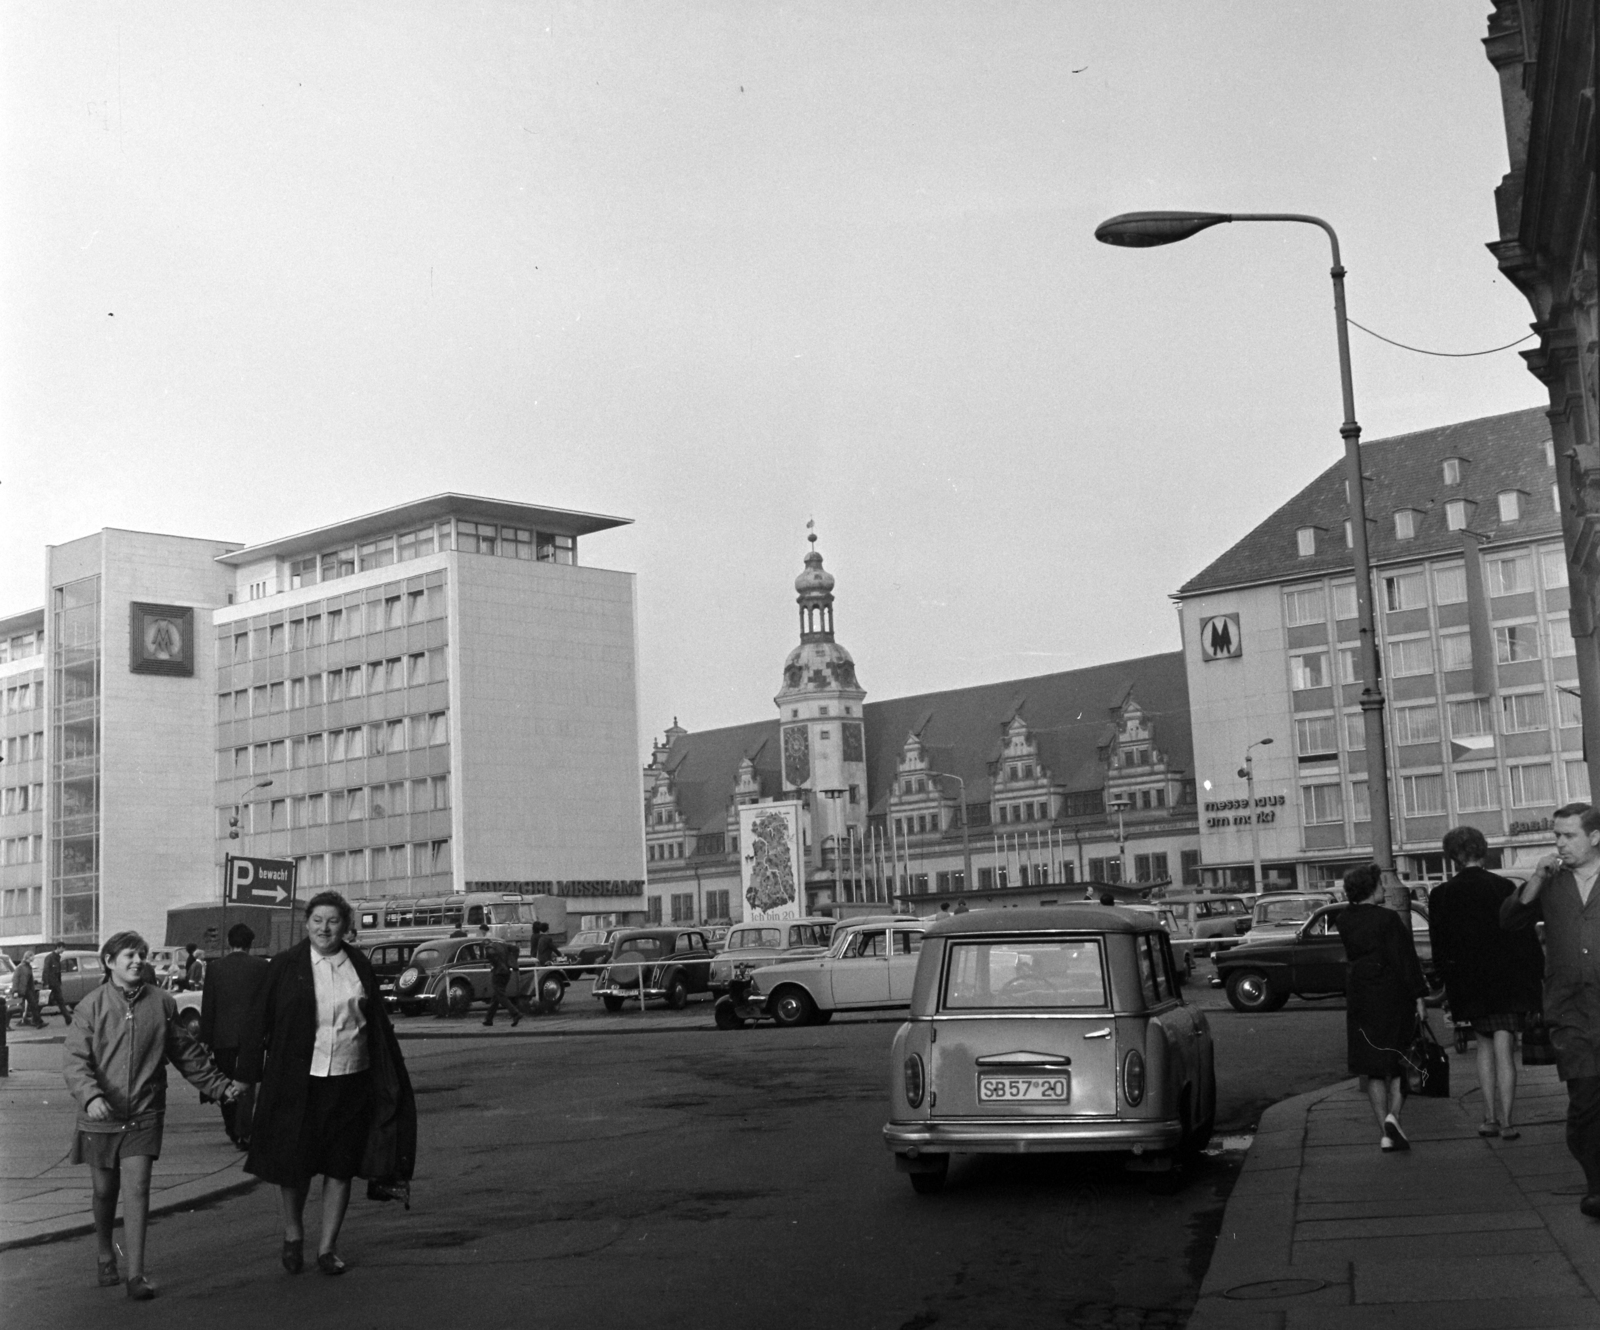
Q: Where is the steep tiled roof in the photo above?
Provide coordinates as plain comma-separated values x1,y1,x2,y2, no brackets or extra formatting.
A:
657,652,1191,831
1177,407,1556,597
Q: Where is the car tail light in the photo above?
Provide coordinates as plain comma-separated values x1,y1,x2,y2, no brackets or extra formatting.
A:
1123,1050,1146,1106
904,1054,926,1108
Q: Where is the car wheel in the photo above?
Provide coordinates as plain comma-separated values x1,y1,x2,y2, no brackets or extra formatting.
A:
714,998,746,1030
602,995,626,1013
770,986,816,1028
445,979,473,1017
1225,970,1286,1013
908,1157,948,1195
538,976,566,1011
664,974,689,1010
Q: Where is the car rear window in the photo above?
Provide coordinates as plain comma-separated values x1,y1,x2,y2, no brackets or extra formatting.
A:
615,937,666,959
941,939,1107,1010
412,948,440,966
731,928,782,949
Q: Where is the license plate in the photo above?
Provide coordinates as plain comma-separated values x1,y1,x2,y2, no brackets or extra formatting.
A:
977,1073,1070,1103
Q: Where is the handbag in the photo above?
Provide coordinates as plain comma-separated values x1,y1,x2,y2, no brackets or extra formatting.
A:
1523,1015,1557,1066
1403,1017,1451,1098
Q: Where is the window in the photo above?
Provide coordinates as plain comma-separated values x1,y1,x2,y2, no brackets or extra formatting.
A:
1560,690,1582,727
251,684,268,714
1488,553,1532,596
1542,547,1569,589
1508,762,1555,807
407,590,426,624
233,632,249,663
1501,692,1549,733
345,665,364,696
1498,491,1522,522
397,527,435,561
290,677,306,708
456,520,496,555
1439,633,1472,672
1394,705,1440,745
1549,616,1575,658
1444,500,1468,531
407,652,427,685
428,712,448,745
1295,715,1339,756
306,614,323,646
307,673,324,705
1290,651,1329,690
1336,645,1358,685
1402,774,1445,816
1344,520,1353,549
1394,510,1417,540
1449,698,1494,738
1442,457,1462,485
327,608,344,641
1433,564,1466,604
385,597,403,630
288,558,318,590
321,547,356,582
1455,769,1499,812
1343,712,1366,750
366,661,384,694
268,681,285,711
1332,582,1357,620
1180,849,1201,886
1388,638,1433,676
1301,782,1343,825
306,733,325,764
1284,586,1324,626
1384,571,1427,611
1565,760,1591,802
1349,780,1371,822
431,774,450,809
251,742,269,773
431,839,451,873
1296,527,1317,557
358,537,395,570
537,531,576,564
1494,625,1540,664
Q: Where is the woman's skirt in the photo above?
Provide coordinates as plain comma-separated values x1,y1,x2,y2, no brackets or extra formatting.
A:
1471,1011,1527,1038
71,1113,164,1167
294,1071,373,1182
1347,979,1417,1079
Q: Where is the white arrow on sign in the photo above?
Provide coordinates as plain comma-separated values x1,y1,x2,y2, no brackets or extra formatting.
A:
242,882,290,905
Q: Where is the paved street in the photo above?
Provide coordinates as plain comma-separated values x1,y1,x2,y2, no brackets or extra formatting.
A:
0,977,1333,1330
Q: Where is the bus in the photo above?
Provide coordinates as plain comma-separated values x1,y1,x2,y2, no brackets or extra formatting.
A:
350,892,568,952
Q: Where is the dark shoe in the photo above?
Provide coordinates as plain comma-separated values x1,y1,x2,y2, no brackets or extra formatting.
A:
1477,1120,1501,1137
1580,1195,1600,1220
316,1252,348,1276
510,1015,521,1027
1383,1115,1410,1151
481,1019,493,1027
282,1238,304,1274
97,1257,120,1287
1498,1127,1521,1141
125,1276,156,1301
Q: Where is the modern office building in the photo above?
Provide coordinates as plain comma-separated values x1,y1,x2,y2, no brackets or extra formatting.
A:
641,540,1201,925
1,496,645,956
1176,407,1580,890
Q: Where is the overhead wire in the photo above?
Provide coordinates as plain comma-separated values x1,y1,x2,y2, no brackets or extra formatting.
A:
1347,318,1536,358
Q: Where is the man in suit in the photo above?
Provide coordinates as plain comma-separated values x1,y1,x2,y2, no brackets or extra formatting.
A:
200,924,270,1149
13,949,42,1027
40,942,69,1023
1503,802,1600,1218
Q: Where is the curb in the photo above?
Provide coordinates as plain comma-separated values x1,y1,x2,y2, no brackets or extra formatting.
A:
0,1166,260,1254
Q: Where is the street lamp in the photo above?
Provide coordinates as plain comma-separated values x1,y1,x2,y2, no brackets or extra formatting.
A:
1238,738,1274,895
1096,210,1401,910
926,772,973,901
820,788,846,913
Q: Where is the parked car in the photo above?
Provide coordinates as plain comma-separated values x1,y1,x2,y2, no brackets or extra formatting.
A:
709,918,837,994
362,940,420,1013
1157,894,1253,958
883,906,1216,1194
1214,900,1438,1013
25,950,108,1006
1119,904,1196,977
591,929,717,1011
392,935,566,1016
750,915,926,1027
558,928,620,975
171,989,203,1036
1243,892,1335,945
0,954,16,1019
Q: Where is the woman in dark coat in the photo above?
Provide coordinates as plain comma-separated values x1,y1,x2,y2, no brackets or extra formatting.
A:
238,892,415,1276
1336,864,1428,1151
1430,826,1544,1138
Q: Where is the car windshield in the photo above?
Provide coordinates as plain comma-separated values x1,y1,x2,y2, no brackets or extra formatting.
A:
942,938,1107,1010
729,927,782,950
614,936,666,959
571,931,606,947
1257,900,1319,925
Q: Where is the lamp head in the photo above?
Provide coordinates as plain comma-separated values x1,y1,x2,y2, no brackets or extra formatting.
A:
1094,211,1232,248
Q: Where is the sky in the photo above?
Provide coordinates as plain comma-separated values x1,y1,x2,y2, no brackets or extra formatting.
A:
1,1,1541,755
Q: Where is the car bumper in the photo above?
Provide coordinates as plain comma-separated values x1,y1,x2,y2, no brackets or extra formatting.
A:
593,982,668,1001
883,1116,1184,1155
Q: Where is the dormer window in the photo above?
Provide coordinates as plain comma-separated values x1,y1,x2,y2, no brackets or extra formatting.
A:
1296,527,1317,557
1442,457,1463,485
1545,439,1556,467
1498,490,1522,522
1445,499,1469,531
1343,520,1353,549
1394,510,1418,540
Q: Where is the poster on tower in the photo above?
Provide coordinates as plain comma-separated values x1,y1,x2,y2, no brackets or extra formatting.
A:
739,800,803,922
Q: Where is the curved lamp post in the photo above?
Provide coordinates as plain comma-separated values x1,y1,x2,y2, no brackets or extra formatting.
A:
1238,737,1274,894
1096,210,1400,909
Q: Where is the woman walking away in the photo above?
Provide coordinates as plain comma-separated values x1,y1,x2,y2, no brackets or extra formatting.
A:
239,891,415,1276
62,931,242,1300
1430,827,1544,1139
1337,864,1429,1152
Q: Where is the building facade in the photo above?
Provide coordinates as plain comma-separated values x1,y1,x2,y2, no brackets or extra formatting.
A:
2,495,646,956
1177,408,1581,890
642,540,1201,925
0,610,46,941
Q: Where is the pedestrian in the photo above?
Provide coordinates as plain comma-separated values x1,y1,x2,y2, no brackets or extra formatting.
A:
1430,826,1543,1139
1336,863,1428,1153
186,947,208,991
42,941,71,1023
1502,802,1600,1219
175,944,198,992
14,948,42,1027
199,924,269,1150
1099,892,1117,907
238,891,416,1276
62,930,243,1300
483,936,523,1027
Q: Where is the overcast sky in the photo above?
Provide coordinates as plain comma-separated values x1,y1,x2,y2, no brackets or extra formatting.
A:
2,2,1539,752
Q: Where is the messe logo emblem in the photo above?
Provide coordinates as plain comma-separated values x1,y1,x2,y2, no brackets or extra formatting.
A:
129,602,195,676
144,616,183,661
1199,613,1241,661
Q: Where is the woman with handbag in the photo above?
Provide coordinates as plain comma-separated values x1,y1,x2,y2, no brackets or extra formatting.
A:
1429,827,1544,1139
1336,864,1429,1152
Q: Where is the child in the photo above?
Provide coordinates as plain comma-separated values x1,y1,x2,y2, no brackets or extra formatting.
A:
62,930,242,1300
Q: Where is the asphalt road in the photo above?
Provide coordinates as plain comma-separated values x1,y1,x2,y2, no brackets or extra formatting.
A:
1,983,1353,1330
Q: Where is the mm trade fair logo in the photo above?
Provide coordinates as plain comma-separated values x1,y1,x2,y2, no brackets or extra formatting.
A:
129,602,195,677
1199,613,1242,661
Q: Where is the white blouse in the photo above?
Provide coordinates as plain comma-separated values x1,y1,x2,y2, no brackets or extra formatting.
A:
310,947,370,1078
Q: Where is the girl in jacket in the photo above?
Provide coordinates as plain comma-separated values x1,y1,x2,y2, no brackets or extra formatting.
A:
240,891,415,1277
62,930,242,1300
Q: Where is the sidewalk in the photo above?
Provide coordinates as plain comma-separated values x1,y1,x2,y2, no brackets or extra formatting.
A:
1188,1051,1600,1327
0,1029,254,1252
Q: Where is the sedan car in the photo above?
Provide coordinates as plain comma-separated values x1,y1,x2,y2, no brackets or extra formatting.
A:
559,928,620,972
1214,900,1438,1013
591,929,716,1011
1157,894,1253,958
750,915,925,1027
362,941,420,1012
709,918,836,994
883,906,1215,1194
392,935,566,1016
1244,891,1335,945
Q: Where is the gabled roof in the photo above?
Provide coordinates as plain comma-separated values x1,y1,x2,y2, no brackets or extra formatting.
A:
654,651,1191,833
1177,407,1556,597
